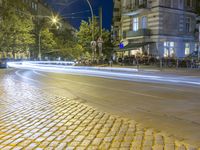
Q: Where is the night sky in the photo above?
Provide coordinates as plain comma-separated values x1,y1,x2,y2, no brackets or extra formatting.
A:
45,0,113,30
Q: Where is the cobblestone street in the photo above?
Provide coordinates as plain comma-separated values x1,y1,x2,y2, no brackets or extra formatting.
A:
0,72,199,150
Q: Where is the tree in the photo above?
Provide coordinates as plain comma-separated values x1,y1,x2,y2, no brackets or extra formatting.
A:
40,28,57,53
0,0,35,58
76,17,113,59
58,41,84,60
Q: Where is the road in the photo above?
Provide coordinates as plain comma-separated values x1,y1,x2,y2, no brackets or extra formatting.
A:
1,68,200,147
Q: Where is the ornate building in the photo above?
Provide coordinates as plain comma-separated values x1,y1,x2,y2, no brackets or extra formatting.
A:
113,0,199,58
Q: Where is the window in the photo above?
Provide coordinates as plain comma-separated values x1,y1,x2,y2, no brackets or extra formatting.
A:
130,0,135,8
34,3,38,10
139,0,144,5
164,42,175,57
31,2,34,9
195,43,198,52
141,16,147,29
185,43,190,55
165,0,171,7
185,17,191,32
187,0,192,7
133,17,139,31
171,0,174,7
178,0,184,9
122,0,127,7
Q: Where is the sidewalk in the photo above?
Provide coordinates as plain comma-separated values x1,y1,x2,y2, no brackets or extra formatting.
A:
0,73,199,149
94,64,200,76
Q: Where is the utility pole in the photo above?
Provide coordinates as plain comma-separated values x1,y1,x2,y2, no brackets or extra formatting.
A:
198,24,200,61
97,7,104,61
99,7,102,37
38,32,41,60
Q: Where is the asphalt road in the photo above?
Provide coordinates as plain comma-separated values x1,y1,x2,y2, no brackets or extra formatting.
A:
2,68,200,146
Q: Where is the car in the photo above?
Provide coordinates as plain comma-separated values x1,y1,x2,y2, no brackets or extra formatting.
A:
0,58,8,68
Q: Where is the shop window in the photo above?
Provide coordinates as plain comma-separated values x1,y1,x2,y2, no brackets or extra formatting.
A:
164,42,175,57
185,43,190,55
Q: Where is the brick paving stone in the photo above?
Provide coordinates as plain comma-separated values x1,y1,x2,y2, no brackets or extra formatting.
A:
80,139,91,147
26,143,38,149
177,145,187,150
188,146,198,150
165,144,175,150
55,143,67,150
99,142,111,149
91,138,102,146
12,147,23,150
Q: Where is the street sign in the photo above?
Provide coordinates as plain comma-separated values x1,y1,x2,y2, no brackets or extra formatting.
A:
97,37,103,44
97,37,103,57
91,41,97,51
119,43,124,49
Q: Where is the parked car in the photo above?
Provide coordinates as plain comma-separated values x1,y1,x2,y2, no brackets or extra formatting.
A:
0,58,8,68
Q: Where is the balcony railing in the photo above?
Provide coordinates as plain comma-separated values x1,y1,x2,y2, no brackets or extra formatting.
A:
122,2,148,14
123,29,151,38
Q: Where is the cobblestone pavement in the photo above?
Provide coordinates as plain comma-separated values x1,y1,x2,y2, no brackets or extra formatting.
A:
0,74,199,150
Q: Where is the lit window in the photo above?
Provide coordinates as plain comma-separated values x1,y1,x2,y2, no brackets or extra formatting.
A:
141,16,147,29
170,42,174,47
133,17,139,31
195,43,199,51
185,43,190,56
35,3,38,10
164,42,175,57
31,2,34,9
186,17,191,32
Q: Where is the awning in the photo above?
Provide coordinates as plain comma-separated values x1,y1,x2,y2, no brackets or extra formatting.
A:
114,42,154,52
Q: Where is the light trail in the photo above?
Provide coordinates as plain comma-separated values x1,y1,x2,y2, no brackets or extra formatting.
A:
7,61,200,87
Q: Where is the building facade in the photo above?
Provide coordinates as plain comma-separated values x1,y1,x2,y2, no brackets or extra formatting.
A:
113,0,199,59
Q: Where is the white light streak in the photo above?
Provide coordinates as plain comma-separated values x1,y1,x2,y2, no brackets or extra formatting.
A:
7,61,200,86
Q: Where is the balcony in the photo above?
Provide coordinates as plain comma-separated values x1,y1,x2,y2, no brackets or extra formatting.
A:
122,2,150,16
123,29,151,38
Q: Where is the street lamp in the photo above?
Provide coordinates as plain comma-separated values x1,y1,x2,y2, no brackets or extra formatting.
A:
38,15,60,60
86,0,94,41
86,0,98,62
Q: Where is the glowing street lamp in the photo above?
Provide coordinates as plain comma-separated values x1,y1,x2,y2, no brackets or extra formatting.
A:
38,15,60,60
86,0,98,61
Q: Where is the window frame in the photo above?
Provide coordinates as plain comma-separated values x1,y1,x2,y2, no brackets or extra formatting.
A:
164,41,175,58
185,17,191,32
133,17,139,31
185,43,190,56
141,16,147,29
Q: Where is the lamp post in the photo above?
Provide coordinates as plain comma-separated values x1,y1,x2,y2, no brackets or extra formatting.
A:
86,0,94,41
37,15,60,60
198,24,200,61
86,0,97,62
